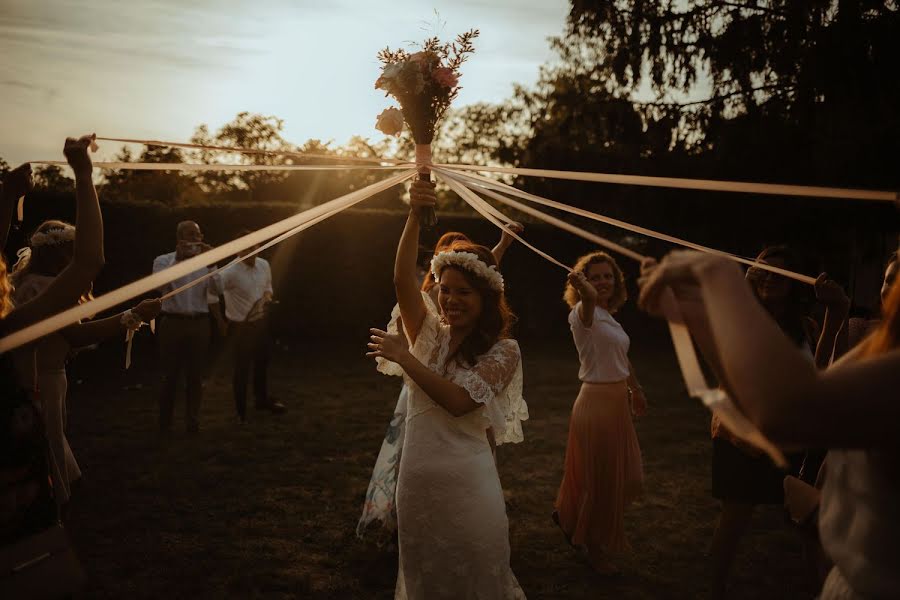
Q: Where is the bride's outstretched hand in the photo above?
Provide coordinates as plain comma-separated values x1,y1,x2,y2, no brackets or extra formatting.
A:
367,322,410,364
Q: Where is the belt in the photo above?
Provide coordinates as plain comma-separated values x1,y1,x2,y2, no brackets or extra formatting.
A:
160,312,208,320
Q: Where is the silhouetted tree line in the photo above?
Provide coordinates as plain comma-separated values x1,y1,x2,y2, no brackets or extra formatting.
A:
2,1,896,297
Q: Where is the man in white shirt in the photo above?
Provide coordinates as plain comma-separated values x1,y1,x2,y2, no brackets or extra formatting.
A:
216,241,285,422
152,220,221,434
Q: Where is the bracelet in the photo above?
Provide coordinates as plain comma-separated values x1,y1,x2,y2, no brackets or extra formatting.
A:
120,310,143,331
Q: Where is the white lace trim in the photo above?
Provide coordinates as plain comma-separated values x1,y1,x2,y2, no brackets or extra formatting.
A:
401,299,527,445
448,340,528,445
376,291,438,377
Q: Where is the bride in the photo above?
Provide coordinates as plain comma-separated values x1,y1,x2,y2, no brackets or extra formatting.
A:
367,179,528,599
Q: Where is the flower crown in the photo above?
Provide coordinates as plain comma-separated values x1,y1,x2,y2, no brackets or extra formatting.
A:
431,250,504,293
30,226,75,247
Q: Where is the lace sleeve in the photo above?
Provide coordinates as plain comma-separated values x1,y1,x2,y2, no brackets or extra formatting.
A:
376,292,439,377
450,339,529,445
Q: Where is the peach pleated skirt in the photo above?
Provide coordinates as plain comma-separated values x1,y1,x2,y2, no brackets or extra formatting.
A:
554,381,643,562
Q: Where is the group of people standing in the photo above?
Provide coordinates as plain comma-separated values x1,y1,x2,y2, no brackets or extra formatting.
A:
153,223,284,432
1,137,897,600
0,137,285,548
360,178,899,600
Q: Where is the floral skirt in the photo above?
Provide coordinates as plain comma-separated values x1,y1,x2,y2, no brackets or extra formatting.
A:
357,384,407,539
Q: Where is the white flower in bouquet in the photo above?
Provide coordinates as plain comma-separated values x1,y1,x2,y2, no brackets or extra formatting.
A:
375,107,405,136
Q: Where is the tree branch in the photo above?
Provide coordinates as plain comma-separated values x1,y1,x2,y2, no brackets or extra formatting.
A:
636,83,795,108
710,2,787,18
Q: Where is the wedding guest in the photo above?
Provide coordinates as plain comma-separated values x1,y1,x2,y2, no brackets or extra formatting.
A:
11,220,160,508
1,136,104,543
553,251,646,575
639,245,900,600
703,246,844,599
152,221,221,434
214,237,284,423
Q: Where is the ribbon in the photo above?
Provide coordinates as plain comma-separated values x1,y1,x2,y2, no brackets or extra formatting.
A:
440,171,787,465
27,160,410,173
0,169,416,355
438,167,817,285
92,136,897,201
415,145,432,174
437,168,644,262
435,163,898,203
95,136,411,166
437,172,571,271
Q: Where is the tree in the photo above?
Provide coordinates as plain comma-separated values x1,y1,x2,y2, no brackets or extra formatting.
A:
189,112,296,200
32,165,73,193
102,145,196,204
565,0,900,188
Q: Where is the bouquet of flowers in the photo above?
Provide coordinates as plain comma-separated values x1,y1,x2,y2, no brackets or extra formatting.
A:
374,29,479,226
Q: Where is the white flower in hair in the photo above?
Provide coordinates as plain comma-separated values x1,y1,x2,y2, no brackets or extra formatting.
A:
431,250,504,293
30,226,75,247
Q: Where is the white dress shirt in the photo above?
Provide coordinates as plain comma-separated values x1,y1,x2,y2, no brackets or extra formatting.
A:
218,258,273,323
152,251,221,315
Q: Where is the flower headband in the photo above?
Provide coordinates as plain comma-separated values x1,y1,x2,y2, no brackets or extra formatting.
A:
431,250,504,293
30,226,75,248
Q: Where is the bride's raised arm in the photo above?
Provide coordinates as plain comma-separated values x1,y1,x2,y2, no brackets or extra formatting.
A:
393,180,435,345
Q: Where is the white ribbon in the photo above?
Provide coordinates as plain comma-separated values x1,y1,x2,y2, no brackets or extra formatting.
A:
27,160,410,173
94,136,897,201
95,136,411,166
436,171,571,271
435,163,898,203
0,169,416,354
438,167,817,285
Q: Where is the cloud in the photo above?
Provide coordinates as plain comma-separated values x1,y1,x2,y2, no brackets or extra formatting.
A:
0,78,59,100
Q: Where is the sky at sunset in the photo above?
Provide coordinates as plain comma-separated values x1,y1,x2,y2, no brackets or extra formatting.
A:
0,0,569,165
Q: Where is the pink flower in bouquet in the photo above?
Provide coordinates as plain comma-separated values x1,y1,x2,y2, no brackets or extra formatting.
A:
409,51,439,66
375,107,405,136
432,67,459,89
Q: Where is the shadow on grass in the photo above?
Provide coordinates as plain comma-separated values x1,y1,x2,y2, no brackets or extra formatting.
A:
64,338,814,599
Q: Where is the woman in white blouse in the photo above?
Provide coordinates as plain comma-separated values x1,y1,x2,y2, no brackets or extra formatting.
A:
553,251,647,575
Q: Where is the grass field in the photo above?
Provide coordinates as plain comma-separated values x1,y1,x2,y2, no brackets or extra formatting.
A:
63,333,816,599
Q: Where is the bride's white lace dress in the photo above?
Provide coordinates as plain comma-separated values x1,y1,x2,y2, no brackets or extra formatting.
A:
378,302,529,599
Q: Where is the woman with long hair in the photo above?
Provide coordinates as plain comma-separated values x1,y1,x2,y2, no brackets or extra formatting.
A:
1,136,105,542
705,245,845,598
10,219,159,508
553,251,646,575
366,180,527,598
357,224,522,541
639,243,900,599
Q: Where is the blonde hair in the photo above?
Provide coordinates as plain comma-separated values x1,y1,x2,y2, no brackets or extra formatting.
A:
861,275,900,357
0,255,14,318
563,251,627,313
